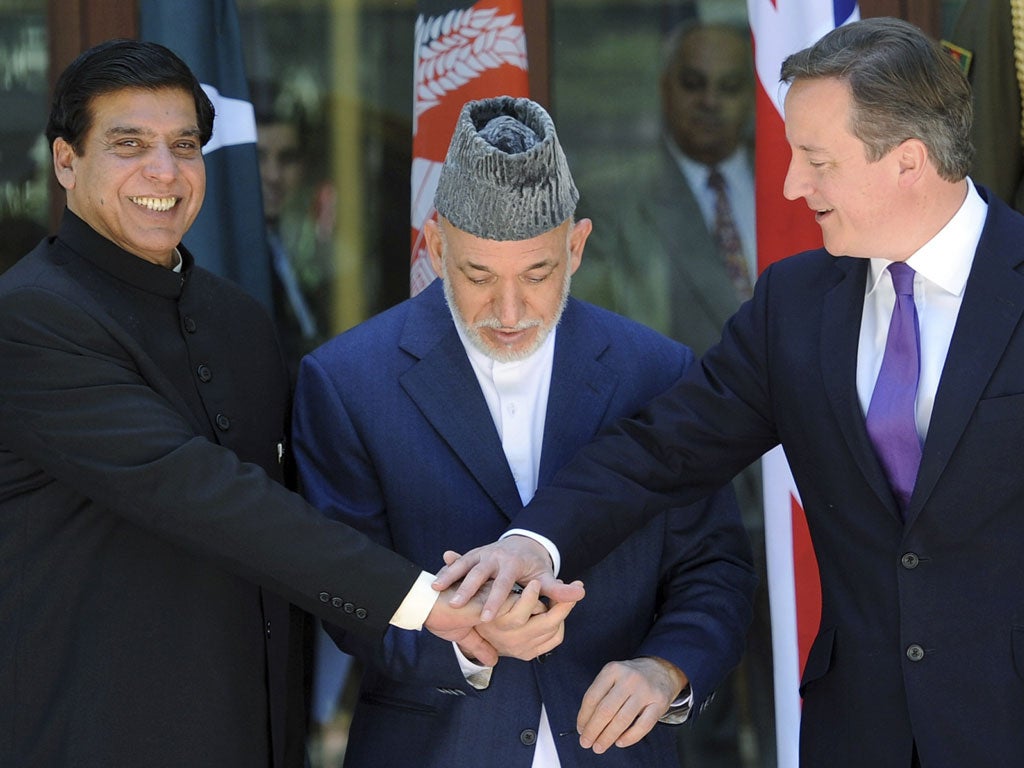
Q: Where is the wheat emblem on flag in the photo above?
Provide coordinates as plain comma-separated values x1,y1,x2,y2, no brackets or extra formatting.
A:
413,6,527,133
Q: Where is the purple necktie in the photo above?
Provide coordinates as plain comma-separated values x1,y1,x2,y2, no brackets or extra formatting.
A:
865,262,922,514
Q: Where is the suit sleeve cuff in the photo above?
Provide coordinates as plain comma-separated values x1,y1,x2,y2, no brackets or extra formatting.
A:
388,571,439,630
500,529,561,578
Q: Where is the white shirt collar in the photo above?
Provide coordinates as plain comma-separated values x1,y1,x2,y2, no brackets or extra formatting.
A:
866,177,987,297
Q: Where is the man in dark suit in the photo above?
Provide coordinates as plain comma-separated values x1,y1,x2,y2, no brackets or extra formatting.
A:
292,96,756,767
0,40,574,768
437,18,1023,767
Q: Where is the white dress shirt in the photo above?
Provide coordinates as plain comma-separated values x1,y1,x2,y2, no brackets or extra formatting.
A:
856,179,987,442
455,322,562,767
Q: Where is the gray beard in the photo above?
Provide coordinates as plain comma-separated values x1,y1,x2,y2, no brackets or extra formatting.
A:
440,259,571,363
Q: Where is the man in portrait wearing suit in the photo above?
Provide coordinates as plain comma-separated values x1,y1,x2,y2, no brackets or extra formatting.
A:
0,40,569,768
438,18,1024,767
291,96,756,767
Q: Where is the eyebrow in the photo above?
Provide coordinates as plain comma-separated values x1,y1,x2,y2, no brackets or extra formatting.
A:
464,259,555,273
103,125,202,139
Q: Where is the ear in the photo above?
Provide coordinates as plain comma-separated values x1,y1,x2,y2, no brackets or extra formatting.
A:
52,137,77,191
567,218,592,276
424,218,444,278
896,138,929,187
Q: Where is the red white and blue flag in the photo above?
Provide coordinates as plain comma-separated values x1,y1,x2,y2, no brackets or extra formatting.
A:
746,1,859,764
410,0,530,295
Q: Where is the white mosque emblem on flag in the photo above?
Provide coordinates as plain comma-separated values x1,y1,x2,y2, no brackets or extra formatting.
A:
199,83,258,155
413,6,528,134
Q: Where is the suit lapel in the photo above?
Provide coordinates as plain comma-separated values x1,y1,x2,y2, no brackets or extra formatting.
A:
539,301,617,486
909,203,1024,520
820,257,904,517
648,154,739,334
398,284,525,520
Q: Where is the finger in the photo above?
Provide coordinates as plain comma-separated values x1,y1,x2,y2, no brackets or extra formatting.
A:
532,623,565,657
538,576,586,603
590,699,642,754
577,673,616,746
614,704,662,748
449,563,497,610
479,567,522,622
458,629,499,668
492,580,542,629
441,550,462,566
433,550,480,593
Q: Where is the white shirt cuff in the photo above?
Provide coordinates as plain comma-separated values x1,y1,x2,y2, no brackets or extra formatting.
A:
659,685,694,724
500,529,561,578
389,570,440,630
453,643,494,690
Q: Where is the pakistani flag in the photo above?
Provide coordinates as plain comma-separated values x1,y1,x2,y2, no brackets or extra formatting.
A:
140,0,272,309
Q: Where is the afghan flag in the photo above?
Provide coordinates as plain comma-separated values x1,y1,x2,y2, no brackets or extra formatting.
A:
140,0,272,309
410,0,530,295
746,1,859,765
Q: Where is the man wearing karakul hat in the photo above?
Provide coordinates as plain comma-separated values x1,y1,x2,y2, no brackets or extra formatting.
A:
291,95,755,766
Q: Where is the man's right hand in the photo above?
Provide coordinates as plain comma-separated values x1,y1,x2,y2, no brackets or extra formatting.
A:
433,535,586,621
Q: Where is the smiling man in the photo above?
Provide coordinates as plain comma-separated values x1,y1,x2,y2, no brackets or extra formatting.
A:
0,40,557,768
435,18,1024,768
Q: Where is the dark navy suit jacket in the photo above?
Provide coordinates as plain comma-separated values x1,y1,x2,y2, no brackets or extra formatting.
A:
292,281,756,768
514,187,1024,766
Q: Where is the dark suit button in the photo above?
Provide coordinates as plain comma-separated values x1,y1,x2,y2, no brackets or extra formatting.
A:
343,602,355,614
182,316,197,333
215,413,230,431
901,553,920,569
331,597,344,609
906,644,925,662
355,608,367,619
265,621,272,638
197,363,212,382
519,729,537,746
319,592,330,603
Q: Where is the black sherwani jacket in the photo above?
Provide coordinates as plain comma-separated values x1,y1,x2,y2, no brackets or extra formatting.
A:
0,212,420,767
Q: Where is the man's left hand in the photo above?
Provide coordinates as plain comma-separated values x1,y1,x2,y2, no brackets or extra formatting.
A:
577,656,688,753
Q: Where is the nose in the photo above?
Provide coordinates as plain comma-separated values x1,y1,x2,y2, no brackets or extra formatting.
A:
144,143,178,181
493,280,525,327
782,155,808,201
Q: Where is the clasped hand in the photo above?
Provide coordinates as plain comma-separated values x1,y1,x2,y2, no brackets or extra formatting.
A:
426,548,582,666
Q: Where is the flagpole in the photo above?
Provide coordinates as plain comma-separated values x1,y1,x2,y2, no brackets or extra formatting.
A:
330,0,367,333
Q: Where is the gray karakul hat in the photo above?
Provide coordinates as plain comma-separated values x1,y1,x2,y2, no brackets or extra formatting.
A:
434,96,579,241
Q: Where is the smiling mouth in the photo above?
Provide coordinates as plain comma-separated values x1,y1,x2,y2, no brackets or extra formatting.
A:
130,196,178,212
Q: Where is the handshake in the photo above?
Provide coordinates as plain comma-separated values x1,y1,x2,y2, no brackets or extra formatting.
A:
420,534,689,754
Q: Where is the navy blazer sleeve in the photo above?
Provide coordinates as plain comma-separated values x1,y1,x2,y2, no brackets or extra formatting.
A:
512,267,780,578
